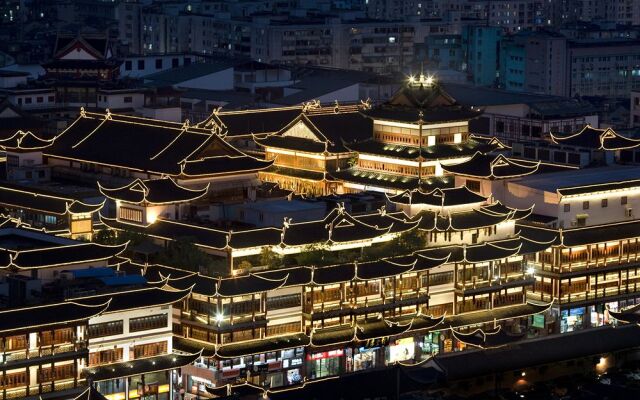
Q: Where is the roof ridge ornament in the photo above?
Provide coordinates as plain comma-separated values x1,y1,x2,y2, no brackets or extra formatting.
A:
80,107,86,118
104,108,112,120
182,119,190,130
378,204,387,217
302,99,320,113
334,100,340,113
359,98,372,110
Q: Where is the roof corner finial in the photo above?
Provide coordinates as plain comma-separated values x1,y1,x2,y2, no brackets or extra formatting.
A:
337,202,346,215
283,217,292,229
379,204,386,216
80,107,86,118
360,98,372,110
105,108,112,120
182,119,190,130
334,100,340,114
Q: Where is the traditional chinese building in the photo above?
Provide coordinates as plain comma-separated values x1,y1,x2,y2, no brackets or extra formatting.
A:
254,104,371,196
331,76,504,194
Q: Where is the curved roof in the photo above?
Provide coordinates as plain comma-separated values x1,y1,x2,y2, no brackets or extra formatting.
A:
99,177,208,205
1,242,127,270
0,183,104,216
0,300,109,334
550,125,640,150
387,186,487,207
0,130,54,151
45,110,270,177
442,152,540,179
451,326,526,349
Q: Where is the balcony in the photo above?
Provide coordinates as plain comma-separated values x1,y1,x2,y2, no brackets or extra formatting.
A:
455,276,535,296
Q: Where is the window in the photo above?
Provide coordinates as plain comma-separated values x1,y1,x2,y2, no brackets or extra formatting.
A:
25,97,32,104
137,59,145,70
87,321,123,338
119,207,143,223
266,294,301,310
622,196,628,205
129,314,168,332
601,199,608,208
48,95,54,102
564,203,570,212
155,58,163,69
125,60,132,71
266,321,301,336
133,341,167,358
44,215,57,225
583,201,589,210
36,96,43,103
172,58,179,68
89,348,123,366
124,96,133,103
466,179,481,193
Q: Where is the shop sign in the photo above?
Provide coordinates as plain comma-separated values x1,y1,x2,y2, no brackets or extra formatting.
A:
364,337,389,349
443,339,453,353
532,314,545,328
268,361,282,371
306,349,344,360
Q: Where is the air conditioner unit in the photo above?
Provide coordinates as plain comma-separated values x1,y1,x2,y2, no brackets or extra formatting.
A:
626,207,633,218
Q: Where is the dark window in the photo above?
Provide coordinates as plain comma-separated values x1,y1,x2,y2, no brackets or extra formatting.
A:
129,314,168,332
523,147,536,159
48,96,54,102
495,121,505,133
266,294,301,310
172,58,179,68
137,59,145,70
568,153,580,165
583,201,589,210
601,199,608,208
553,151,567,163
124,96,133,103
564,203,570,212
466,179,481,193
184,57,192,66
25,97,32,104
36,96,43,103
155,58,163,69
125,60,132,71
538,149,550,161
88,321,124,338
622,196,628,205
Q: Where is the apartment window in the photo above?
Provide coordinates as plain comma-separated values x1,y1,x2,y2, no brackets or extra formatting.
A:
601,199,608,208
36,96,43,103
266,294,301,310
25,97,32,104
137,59,145,70
466,179,481,193
172,58,179,68
129,314,168,332
124,96,133,103
564,203,571,212
266,321,301,337
89,348,123,366
622,196,628,205
155,58,163,69
583,201,589,210
87,320,124,338
125,60,132,71
133,341,167,358
426,271,454,286
119,207,143,223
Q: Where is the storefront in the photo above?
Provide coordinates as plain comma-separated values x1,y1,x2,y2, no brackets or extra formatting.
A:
214,347,305,388
352,347,380,372
306,349,345,379
560,307,585,333
418,332,440,358
386,338,415,364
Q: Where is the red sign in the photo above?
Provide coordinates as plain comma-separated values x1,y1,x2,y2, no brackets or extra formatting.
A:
306,349,344,361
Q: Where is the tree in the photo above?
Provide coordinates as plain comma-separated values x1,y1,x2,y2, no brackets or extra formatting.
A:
156,237,226,276
259,247,282,268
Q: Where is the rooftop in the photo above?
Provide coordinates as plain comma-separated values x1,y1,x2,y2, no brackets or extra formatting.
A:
512,165,640,194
